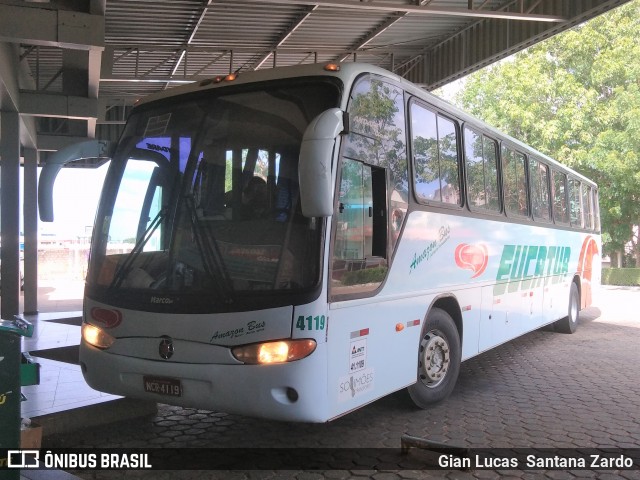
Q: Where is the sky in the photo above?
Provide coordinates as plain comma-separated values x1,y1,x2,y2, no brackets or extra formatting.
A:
21,163,109,239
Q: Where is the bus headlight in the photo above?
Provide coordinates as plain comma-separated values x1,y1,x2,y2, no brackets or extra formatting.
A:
82,323,115,349
232,339,316,364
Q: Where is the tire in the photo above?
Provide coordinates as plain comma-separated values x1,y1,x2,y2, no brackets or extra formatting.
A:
408,307,461,408
554,282,580,334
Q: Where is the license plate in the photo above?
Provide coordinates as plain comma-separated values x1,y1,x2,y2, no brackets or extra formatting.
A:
143,376,182,397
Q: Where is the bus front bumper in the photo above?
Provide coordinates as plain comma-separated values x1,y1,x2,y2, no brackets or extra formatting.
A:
79,341,330,423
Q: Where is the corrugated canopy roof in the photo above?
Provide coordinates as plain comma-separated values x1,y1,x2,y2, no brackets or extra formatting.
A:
0,0,630,150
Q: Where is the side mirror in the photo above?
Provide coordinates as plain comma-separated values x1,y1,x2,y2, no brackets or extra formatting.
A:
298,108,345,217
38,140,112,222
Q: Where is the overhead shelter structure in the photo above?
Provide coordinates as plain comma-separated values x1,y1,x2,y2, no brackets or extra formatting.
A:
0,0,631,317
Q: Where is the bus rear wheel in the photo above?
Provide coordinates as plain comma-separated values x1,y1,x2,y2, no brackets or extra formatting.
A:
554,282,580,334
408,307,461,408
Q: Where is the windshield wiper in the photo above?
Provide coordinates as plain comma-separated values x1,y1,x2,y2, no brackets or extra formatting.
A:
184,194,234,300
109,208,166,290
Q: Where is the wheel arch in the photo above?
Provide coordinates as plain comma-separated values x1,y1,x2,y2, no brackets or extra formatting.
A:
572,274,583,308
428,294,463,348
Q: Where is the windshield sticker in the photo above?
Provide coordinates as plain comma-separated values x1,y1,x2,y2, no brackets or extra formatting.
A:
217,242,281,284
135,137,176,161
144,113,171,137
409,225,450,274
338,368,374,402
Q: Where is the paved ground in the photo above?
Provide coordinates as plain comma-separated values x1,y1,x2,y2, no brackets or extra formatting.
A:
48,287,640,479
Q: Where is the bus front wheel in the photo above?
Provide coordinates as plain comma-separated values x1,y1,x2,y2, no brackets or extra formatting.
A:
408,308,461,408
554,282,580,334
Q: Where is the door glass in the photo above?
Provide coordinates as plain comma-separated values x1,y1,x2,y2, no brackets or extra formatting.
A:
363,165,373,257
335,158,365,260
332,158,385,296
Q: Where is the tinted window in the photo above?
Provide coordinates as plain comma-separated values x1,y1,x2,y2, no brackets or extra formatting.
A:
483,136,500,211
87,80,339,313
464,127,500,212
552,170,569,224
412,104,460,205
502,146,528,217
569,178,583,228
344,77,408,202
529,158,551,220
594,189,601,232
583,184,593,230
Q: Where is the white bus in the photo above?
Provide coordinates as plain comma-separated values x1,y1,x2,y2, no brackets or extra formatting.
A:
61,63,600,422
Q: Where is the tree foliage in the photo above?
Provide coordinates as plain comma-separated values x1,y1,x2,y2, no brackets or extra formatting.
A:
345,78,408,198
454,1,640,263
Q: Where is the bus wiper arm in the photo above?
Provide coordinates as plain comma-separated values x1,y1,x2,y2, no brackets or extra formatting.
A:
109,208,165,290
184,194,234,299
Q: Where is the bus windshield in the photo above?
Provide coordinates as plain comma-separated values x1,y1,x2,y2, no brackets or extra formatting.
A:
87,79,341,311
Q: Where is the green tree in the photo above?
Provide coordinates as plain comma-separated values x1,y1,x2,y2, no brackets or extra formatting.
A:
454,1,640,265
345,78,408,198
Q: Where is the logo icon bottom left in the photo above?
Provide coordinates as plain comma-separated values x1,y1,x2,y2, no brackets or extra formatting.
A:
8,450,40,468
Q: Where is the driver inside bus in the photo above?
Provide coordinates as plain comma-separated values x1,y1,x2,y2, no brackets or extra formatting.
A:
239,176,268,220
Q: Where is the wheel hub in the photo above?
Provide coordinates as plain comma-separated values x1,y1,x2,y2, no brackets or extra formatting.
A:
419,332,450,386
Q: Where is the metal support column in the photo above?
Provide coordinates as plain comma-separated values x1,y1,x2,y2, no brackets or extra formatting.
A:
0,111,21,318
23,148,38,314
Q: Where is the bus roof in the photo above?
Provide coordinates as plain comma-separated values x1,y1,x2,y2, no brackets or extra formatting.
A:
135,62,398,106
134,62,596,188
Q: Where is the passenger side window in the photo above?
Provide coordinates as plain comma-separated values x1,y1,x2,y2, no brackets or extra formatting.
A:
501,146,529,217
583,184,593,230
569,178,583,228
529,158,551,221
594,189,601,232
552,170,569,224
412,104,461,205
464,127,500,212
